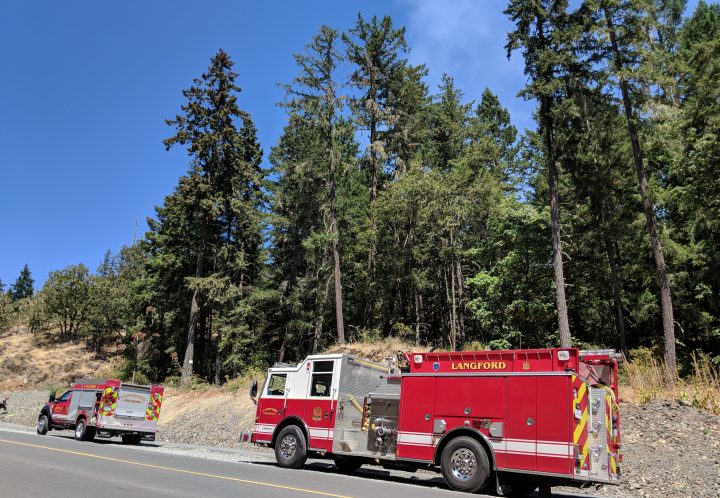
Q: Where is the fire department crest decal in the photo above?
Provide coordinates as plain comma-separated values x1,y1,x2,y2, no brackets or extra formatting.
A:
432,362,440,371
262,407,278,416
312,406,322,421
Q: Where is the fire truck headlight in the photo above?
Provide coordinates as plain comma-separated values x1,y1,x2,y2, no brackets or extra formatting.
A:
558,350,570,361
413,354,423,364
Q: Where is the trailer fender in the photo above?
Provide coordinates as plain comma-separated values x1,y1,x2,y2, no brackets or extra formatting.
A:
271,416,309,448
434,427,497,470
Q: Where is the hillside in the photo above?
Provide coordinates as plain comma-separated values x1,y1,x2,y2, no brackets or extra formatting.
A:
0,328,119,391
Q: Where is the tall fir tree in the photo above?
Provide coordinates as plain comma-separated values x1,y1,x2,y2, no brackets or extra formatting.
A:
505,0,574,347
11,264,34,300
154,49,266,385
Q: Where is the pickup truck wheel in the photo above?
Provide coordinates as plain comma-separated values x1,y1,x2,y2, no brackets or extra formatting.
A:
333,455,362,473
122,434,141,445
74,419,89,441
440,436,491,493
274,425,307,469
36,414,49,435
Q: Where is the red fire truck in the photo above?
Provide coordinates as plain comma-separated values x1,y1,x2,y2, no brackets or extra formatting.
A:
242,348,621,496
37,378,164,444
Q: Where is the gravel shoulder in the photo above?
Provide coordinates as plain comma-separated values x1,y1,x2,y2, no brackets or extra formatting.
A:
2,390,718,497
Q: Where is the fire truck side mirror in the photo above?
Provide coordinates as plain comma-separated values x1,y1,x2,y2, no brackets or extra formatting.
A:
49,393,56,403
249,380,258,404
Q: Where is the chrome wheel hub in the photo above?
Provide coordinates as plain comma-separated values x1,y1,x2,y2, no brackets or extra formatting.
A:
75,422,84,438
37,417,46,431
450,448,477,481
279,434,297,459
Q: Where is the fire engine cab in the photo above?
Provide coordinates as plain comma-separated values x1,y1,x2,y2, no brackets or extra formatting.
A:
242,348,621,496
37,378,164,445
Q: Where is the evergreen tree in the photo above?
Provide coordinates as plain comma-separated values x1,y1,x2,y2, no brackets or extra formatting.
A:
11,264,34,300
283,26,349,345
155,49,266,385
590,0,679,377
505,0,574,347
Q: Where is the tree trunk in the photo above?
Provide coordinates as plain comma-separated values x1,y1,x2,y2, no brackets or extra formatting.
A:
181,289,200,386
327,94,345,345
278,335,287,363
605,237,628,356
605,9,676,379
313,275,331,353
541,95,572,348
455,248,466,344
181,249,204,387
414,289,421,346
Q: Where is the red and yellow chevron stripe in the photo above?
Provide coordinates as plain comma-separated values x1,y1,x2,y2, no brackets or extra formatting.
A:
572,374,589,472
101,386,117,416
145,392,163,421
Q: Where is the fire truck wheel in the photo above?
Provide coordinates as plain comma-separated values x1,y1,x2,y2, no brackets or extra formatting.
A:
274,425,307,469
333,455,362,473
498,478,538,497
37,414,49,435
440,436,491,493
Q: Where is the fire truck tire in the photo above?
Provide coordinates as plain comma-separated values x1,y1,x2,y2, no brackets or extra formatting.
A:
274,425,307,469
37,414,49,435
498,478,538,497
440,436,491,493
333,455,363,473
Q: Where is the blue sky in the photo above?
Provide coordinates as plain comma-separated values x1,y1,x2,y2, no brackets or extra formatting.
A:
0,1,704,289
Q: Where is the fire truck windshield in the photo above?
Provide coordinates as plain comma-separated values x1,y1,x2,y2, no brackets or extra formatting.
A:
266,374,286,396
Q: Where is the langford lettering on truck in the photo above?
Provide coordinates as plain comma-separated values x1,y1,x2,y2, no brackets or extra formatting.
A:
240,348,622,497
37,378,165,445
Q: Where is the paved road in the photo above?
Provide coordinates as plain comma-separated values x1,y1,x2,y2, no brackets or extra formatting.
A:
0,428,598,498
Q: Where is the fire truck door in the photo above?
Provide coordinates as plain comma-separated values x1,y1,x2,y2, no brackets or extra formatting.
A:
505,376,537,471
51,390,72,425
305,359,337,450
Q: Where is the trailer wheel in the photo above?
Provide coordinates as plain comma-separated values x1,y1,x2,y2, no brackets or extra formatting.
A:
274,425,307,469
440,436,491,493
333,455,362,473
37,414,49,435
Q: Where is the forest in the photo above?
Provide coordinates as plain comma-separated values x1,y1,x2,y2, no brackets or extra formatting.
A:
2,0,719,387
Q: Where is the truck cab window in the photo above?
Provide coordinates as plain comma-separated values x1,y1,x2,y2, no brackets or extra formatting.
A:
266,374,287,396
57,391,71,402
311,374,332,396
310,361,334,397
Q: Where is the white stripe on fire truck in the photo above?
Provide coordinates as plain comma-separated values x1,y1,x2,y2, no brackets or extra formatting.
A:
308,428,334,440
396,433,572,458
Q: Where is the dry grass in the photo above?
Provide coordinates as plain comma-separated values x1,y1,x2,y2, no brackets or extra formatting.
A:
622,348,720,415
323,337,426,363
0,329,119,391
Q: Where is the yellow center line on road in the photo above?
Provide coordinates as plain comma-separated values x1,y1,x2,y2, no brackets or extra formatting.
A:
0,438,353,498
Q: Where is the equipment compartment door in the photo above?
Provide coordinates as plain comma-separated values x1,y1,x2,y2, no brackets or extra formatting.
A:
305,359,338,451
396,376,435,461
505,376,537,471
